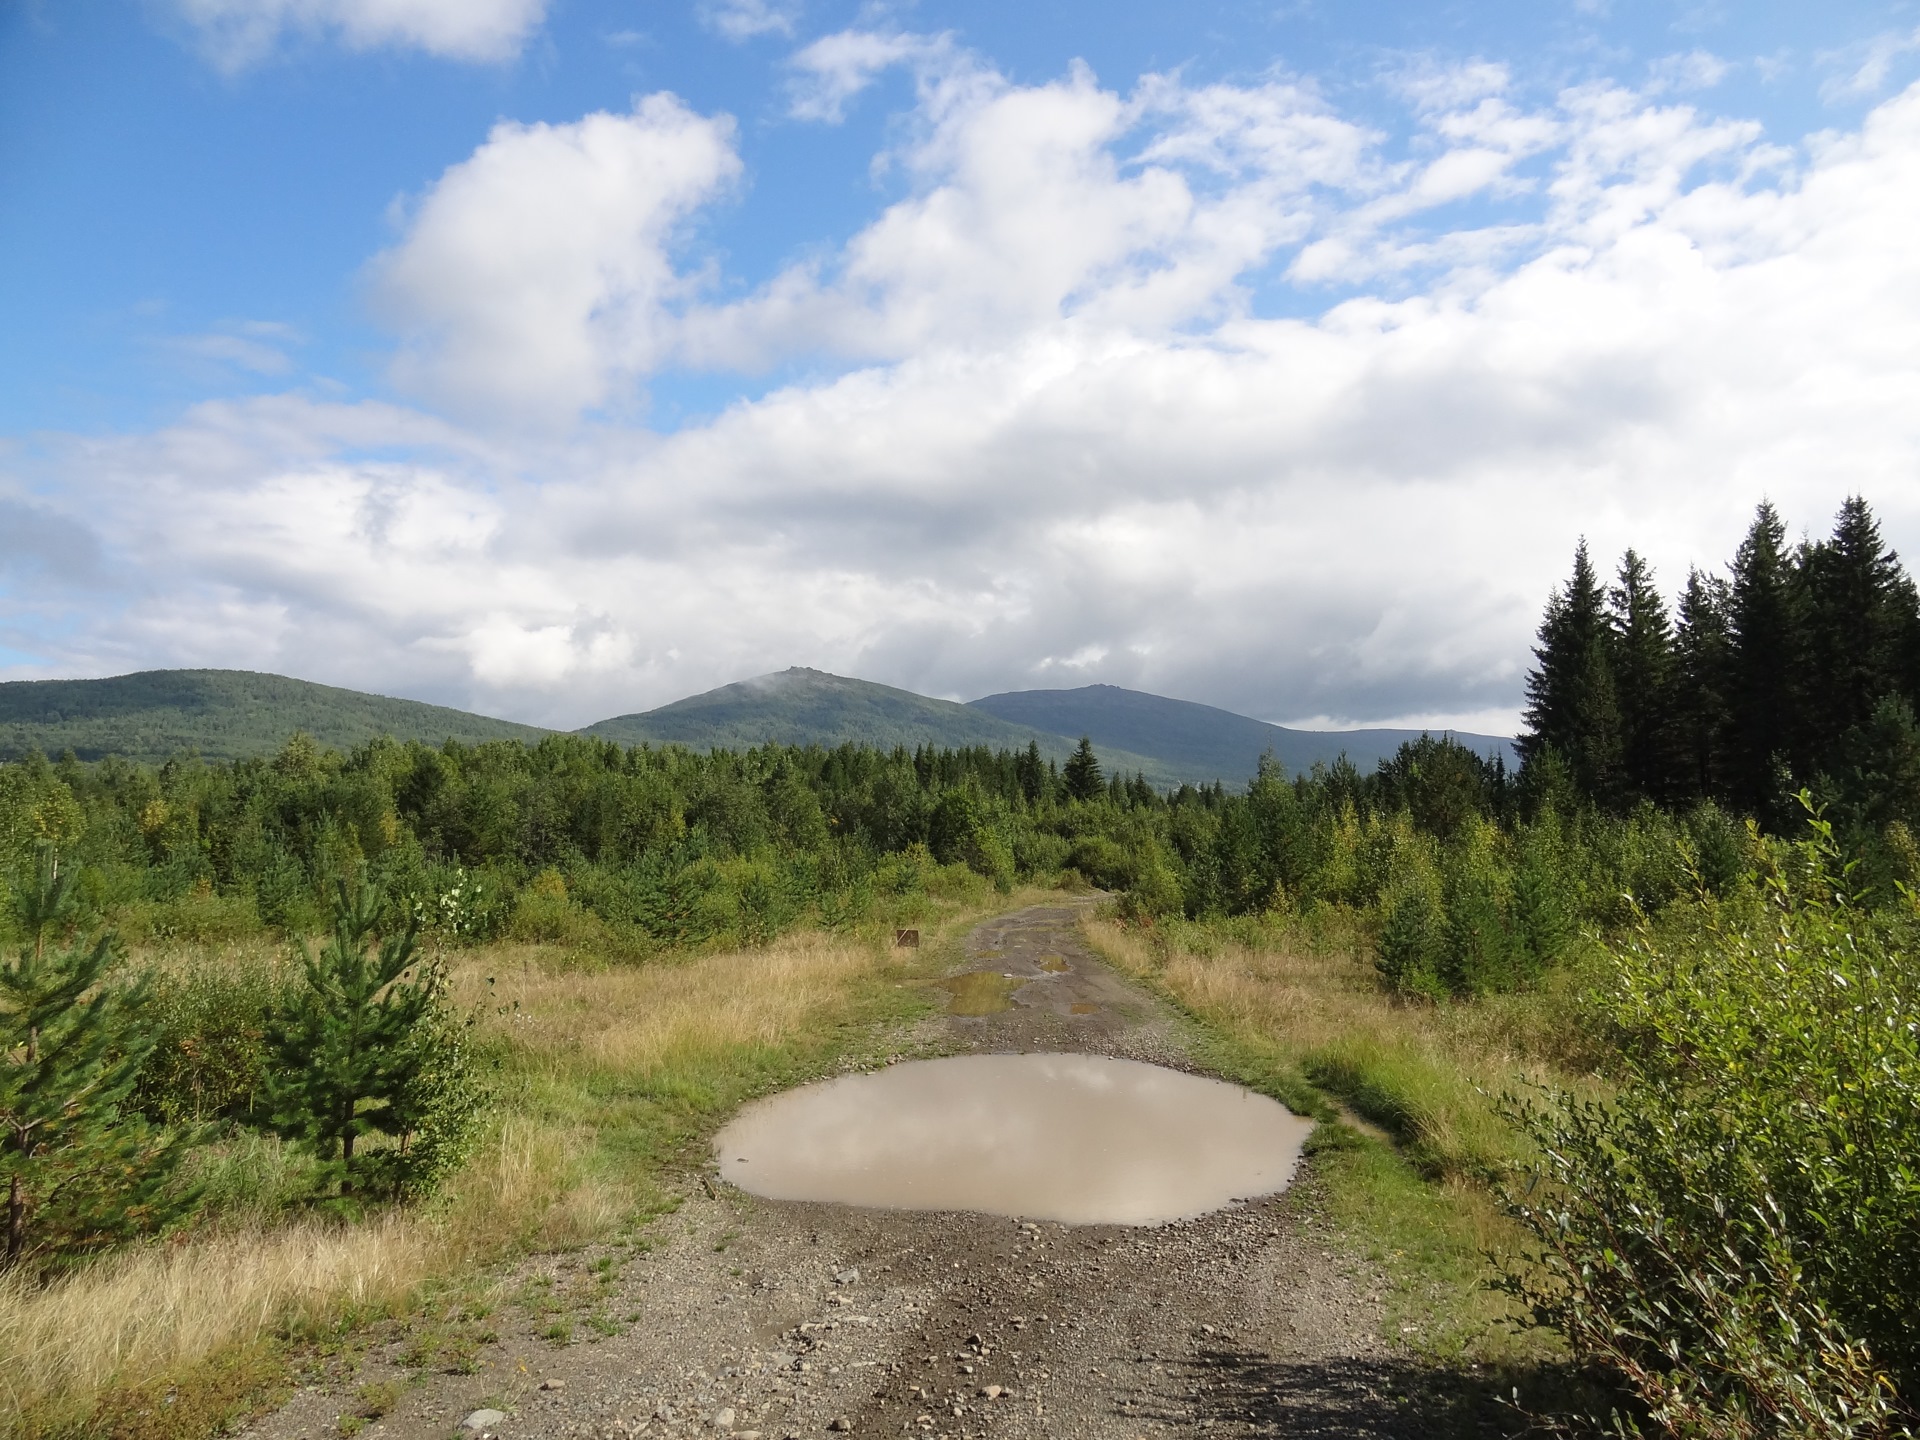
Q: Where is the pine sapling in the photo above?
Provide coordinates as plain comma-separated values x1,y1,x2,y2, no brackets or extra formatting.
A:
1,847,191,1269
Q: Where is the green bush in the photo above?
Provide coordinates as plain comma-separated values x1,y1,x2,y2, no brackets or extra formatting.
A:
136,956,294,1124
1502,802,1920,1436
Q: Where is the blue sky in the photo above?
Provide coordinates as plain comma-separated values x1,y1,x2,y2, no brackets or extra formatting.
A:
4,0,1920,729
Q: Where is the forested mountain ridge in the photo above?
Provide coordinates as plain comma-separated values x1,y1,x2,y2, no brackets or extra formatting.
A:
579,667,1183,785
0,669,550,763
2,664,1516,788
969,683,1517,781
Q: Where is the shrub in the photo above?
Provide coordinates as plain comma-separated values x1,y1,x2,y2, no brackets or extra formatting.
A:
136,957,294,1124
1502,801,1920,1436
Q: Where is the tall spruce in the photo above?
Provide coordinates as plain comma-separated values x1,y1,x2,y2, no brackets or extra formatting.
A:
260,882,443,1200
1063,737,1105,802
1521,541,1623,807
1726,502,1811,817
1801,496,1920,771
1672,568,1734,802
1,847,191,1268
1608,549,1678,804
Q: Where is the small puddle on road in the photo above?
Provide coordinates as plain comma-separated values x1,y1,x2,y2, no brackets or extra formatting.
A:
938,972,1025,1015
716,1053,1313,1226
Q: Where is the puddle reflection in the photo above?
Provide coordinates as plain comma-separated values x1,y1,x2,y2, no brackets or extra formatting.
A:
716,1053,1313,1225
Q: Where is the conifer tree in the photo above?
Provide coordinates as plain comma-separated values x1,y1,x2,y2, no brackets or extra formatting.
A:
1801,496,1920,767
260,882,443,1200
1520,541,1623,807
1,847,191,1268
1063,737,1104,802
1015,740,1045,805
1672,568,1733,801
1726,502,1811,817
1609,550,1678,804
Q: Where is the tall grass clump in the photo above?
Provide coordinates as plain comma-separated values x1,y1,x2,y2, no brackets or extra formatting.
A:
1503,801,1920,1438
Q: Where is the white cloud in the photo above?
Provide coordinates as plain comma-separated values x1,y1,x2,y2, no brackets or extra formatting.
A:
1822,26,1920,102
173,0,550,69
1647,50,1732,95
370,95,742,425
785,30,958,123
13,66,1920,734
699,0,800,43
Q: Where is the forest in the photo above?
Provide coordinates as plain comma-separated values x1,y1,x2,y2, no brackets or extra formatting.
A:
3,496,1919,1438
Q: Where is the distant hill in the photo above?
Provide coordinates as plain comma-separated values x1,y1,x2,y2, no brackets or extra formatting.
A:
0,670,550,763
969,684,1517,784
0,665,1517,787
580,668,1184,785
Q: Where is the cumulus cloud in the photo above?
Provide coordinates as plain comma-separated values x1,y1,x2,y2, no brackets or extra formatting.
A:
173,0,550,69
371,95,742,425
13,58,1920,733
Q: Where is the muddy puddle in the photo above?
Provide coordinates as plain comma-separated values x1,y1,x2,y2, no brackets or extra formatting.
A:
937,971,1025,1015
715,1053,1313,1226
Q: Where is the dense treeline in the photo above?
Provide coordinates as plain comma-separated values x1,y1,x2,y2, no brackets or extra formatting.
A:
0,717,1767,1009
1522,496,1920,836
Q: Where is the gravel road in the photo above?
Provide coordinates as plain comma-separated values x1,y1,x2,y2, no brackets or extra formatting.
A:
242,902,1501,1440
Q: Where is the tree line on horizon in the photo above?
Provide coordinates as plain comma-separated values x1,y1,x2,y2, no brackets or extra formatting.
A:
1521,495,1920,835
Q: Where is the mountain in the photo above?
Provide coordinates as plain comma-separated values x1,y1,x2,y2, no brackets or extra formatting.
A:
969,684,1517,784
0,670,550,763
580,667,1183,784
0,665,1517,788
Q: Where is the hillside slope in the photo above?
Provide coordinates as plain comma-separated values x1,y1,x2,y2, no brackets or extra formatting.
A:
0,670,550,763
969,683,1516,783
580,668,1181,784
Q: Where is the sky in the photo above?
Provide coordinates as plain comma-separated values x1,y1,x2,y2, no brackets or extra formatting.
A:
3,0,1920,734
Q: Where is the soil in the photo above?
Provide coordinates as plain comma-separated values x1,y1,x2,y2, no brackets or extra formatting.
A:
239,901,1507,1440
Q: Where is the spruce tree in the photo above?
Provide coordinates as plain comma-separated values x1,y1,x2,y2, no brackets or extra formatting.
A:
1015,740,1045,805
1,847,191,1268
1063,737,1104,802
1608,549,1678,804
1520,541,1623,807
1672,567,1733,802
260,882,443,1200
1801,496,1919,772
1726,502,1811,817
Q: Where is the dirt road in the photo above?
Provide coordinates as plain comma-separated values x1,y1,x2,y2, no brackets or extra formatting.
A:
244,902,1487,1440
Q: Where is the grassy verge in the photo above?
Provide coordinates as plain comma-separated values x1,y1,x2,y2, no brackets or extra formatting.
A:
1082,911,1603,1362
0,883,1042,1440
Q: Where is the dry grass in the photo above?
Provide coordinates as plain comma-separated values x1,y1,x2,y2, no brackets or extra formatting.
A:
0,1109,610,1439
464,932,906,1075
0,1217,431,1435
1084,916,1590,1176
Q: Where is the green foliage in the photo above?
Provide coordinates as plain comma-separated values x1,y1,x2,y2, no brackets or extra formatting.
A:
1502,800,1920,1434
135,956,293,1125
1,848,195,1268
259,883,479,1203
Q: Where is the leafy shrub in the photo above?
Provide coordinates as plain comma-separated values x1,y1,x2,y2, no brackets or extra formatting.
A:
136,956,294,1124
118,887,263,945
1502,802,1920,1436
